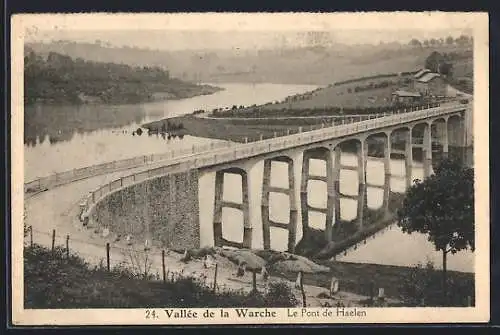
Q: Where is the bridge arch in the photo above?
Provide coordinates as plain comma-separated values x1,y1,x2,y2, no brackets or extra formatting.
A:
212,167,252,249
261,154,298,252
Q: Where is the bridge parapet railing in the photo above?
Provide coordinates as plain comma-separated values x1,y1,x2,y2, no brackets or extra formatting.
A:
24,140,234,195
43,102,468,223
25,102,453,195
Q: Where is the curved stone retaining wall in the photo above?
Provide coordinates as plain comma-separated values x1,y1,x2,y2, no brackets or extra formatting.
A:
89,170,200,250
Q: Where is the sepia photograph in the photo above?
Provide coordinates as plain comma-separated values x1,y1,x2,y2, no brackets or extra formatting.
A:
11,12,489,325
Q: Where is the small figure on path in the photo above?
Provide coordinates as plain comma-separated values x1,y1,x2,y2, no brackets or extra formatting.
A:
181,250,191,263
295,271,303,290
330,277,339,297
261,266,269,281
236,262,246,277
203,255,214,269
102,228,110,238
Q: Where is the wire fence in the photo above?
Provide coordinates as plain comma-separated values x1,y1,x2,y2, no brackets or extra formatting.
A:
24,226,282,298
25,226,211,284
23,219,474,308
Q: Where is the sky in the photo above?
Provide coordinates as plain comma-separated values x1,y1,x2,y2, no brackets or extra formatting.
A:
25,28,473,51
22,13,475,51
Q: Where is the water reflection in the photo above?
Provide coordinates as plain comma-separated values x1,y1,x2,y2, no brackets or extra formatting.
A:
198,153,473,273
24,83,319,180
24,103,147,146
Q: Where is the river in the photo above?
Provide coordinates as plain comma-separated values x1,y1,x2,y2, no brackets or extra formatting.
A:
24,82,474,273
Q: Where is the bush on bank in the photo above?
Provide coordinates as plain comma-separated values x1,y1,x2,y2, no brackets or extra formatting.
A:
24,244,297,309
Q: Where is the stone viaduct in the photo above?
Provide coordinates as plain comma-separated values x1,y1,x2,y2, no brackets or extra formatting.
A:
81,101,471,256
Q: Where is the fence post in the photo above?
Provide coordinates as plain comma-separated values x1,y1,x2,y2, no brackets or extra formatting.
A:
252,271,257,293
29,225,33,247
51,229,56,253
369,280,375,302
300,271,306,307
162,250,166,283
106,243,110,272
120,177,123,187
213,263,218,293
66,235,70,259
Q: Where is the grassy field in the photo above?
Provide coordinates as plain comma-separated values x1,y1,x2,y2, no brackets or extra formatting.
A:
209,75,412,120
144,114,326,143
143,114,400,144
260,76,405,110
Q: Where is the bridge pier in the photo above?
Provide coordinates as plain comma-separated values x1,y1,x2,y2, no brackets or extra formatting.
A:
261,156,298,253
405,128,413,189
357,139,367,185
423,123,433,178
384,132,392,177
382,176,391,216
333,146,342,234
433,118,449,160
356,183,366,230
442,119,449,159
300,148,335,242
213,168,252,249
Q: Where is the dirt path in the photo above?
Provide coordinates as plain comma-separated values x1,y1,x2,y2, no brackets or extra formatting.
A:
25,174,386,307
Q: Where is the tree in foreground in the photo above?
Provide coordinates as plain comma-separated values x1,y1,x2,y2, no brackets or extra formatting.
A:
396,158,474,304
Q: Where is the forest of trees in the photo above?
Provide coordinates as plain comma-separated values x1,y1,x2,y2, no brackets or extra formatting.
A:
24,49,219,105
408,34,473,49
423,49,473,94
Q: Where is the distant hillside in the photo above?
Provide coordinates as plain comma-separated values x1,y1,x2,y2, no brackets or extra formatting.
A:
25,40,473,86
24,49,222,105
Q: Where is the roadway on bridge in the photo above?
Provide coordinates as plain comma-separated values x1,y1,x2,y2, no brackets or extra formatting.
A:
24,159,186,256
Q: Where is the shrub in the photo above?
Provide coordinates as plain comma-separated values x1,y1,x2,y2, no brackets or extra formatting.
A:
398,260,474,307
263,281,298,307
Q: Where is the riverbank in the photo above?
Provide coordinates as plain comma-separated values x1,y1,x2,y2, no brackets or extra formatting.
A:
25,84,224,106
24,49,224,105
